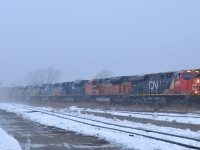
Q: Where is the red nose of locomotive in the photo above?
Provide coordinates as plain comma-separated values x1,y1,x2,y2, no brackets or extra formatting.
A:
192,78,200,94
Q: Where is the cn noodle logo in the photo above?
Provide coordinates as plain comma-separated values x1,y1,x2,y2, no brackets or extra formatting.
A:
149,81,159,90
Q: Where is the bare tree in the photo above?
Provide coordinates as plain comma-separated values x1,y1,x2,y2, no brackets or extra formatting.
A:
46,67,61,84
26,67,61,86
93,70,114,79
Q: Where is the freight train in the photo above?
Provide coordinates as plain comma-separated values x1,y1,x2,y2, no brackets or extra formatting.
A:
8,69,200,104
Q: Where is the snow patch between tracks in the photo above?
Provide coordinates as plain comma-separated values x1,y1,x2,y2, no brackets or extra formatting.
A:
84,108,200,125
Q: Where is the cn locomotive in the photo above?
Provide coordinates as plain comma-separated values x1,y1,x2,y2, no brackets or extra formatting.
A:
9,69,200,103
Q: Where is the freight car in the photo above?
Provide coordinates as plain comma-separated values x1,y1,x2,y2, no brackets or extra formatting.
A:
8,69,200,104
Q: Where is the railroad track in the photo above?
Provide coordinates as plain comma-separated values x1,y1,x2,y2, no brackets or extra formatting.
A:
14,104,200,150
86,110,200,119
118,111,200,119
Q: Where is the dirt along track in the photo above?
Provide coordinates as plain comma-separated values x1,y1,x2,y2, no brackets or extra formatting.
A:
0,109,123,150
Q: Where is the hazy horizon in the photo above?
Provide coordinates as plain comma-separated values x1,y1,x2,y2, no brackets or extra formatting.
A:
0,0,200,86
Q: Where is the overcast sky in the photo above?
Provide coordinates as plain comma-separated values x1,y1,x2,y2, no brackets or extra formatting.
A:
0,0,200,86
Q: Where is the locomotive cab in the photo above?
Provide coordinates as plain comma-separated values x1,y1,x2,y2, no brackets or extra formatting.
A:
183,70,200,95
189,71,200,95
173,69,200,95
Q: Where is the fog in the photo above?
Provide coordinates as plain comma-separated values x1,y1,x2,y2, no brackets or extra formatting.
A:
0,0,200,86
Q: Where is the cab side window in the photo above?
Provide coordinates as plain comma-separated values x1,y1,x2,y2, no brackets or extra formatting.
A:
173,74,180,80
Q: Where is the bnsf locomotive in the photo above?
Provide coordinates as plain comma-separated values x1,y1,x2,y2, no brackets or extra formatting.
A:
9,69,200,103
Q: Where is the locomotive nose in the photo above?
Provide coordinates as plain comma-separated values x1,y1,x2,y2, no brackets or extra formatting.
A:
197,79,200,84
192,79,200,94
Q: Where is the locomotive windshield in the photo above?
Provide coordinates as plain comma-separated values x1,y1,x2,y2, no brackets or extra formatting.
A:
182,70,200,80
182,73,200,80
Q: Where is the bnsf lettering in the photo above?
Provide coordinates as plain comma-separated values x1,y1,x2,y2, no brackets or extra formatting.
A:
149,81,159,90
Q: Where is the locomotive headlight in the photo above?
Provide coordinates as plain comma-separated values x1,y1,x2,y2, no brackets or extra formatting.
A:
197,79,200,84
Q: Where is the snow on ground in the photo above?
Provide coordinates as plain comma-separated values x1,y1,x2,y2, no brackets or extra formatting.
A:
84,107,200,125
0,103,199,150
0,128,22,150
59,107,200,138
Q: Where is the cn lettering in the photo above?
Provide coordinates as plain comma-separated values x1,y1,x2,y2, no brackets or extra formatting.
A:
149,81,159,90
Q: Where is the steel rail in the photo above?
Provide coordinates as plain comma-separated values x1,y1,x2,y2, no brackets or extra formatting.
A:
117,111,200,119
